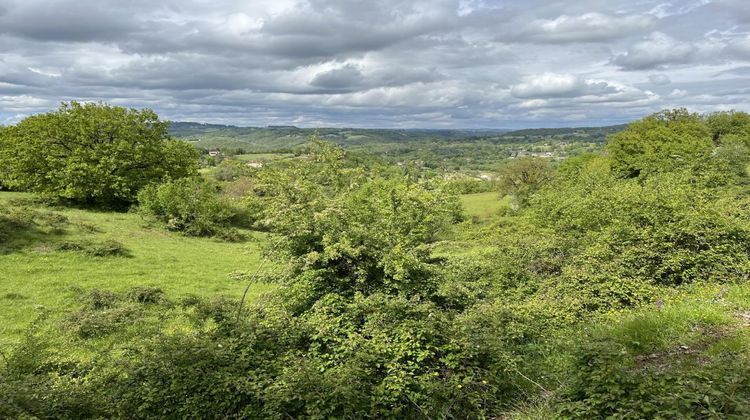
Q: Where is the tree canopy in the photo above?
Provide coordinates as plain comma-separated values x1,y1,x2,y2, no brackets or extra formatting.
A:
0,102,198,207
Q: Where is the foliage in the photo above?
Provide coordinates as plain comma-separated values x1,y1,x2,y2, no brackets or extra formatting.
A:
497,157,554,205
532,155,750,288
2,110,750,418
607,109,750,182
247,139,461,300
607,108,713,178
706,110,750,145
558,304,750,418
0,315,110,419
0,102,199,207
138,176,245,239
212,159,254,182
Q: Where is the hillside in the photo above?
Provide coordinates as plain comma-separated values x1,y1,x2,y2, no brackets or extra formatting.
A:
169,122,624,171
0,192,271,346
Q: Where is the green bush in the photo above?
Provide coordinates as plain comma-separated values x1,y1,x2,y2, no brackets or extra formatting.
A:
93,292,546,419
138,177,246,239
0,315,109,419
532,158,750,287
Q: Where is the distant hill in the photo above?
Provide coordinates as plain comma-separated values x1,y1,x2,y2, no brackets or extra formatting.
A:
167,122,626,151
502,124,629,140
167,123,512,151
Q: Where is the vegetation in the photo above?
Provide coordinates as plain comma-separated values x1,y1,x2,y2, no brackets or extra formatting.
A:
171,122,620,171
0,102,198,207
0,192,269,346
138,177,247,240
1,107,750,418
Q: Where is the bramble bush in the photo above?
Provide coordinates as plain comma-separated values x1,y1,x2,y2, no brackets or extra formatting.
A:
138,176,247,240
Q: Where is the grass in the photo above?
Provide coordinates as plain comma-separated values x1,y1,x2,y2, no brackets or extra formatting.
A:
460,192,512,220
0,191,271,346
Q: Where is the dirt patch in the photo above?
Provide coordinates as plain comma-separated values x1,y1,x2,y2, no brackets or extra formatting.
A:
736,311,750,327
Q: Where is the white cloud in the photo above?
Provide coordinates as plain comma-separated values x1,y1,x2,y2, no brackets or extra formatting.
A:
522,12,653,43
511,73,622,99
668,89,688,98
612,32,697,70
511,73,585,98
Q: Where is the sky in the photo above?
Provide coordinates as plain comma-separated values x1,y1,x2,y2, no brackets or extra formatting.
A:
1,0,749,128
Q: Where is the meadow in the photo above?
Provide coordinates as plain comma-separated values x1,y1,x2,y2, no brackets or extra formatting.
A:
0,191,272,346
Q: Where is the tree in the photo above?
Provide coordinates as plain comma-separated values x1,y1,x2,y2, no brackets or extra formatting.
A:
705,110,750,145
0,102,198,207
497,157,553,205
607,108,712,178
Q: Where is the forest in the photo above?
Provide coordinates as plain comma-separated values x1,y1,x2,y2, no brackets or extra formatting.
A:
1,103,750,418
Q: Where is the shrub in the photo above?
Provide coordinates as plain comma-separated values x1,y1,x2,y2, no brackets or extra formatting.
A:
0,315,109,418
607,108,713,179
532,159,750,287
138,177,245,239
127,286,165,304
212,159,253,182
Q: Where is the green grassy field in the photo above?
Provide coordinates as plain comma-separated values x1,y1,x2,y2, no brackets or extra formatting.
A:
459,191,512,220
0,192,272,346
234,153,295,162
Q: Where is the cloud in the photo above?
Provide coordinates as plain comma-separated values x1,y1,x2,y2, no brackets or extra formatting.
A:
0,0,140,42
520,13,654,43
310,64,364,92
510,73,617,99
648,74,671,85
727,35,750,59
668,89,688,98
0,0,749,128
612,32,697,70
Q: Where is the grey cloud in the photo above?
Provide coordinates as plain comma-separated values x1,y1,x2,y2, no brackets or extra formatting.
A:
310,65,364,92
648,74,671,85
0,0,749,128
0,0,140,42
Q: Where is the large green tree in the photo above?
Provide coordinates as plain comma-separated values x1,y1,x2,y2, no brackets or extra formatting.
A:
606,108,713,178
0,102,198,206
